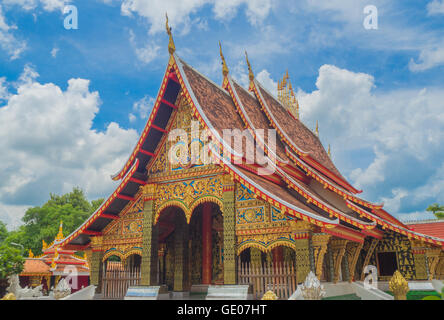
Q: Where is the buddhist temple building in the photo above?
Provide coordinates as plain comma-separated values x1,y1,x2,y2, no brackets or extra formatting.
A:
56,18,444,299
20,222,90,293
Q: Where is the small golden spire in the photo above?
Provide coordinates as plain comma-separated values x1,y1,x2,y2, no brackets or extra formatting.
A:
55,221,64,241
245,51,255,81
328,145,331,158
42,239,47,251
165,13,176,55
315,120,319,137
29,249,34,258
219,41,229,77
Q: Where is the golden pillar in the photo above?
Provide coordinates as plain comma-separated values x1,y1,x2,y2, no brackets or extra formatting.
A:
425,247,442,280
141,184,158,286
312,233,331,280
346,242,363,282
330,239,348,283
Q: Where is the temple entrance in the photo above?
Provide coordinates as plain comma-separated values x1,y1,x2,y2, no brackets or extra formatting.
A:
102,254,141,299
238,246,298,299
156,202,223,294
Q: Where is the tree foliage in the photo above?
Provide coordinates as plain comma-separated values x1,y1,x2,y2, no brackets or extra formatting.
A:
0,221,7,244
0,245,24,279
426,203,444,220
3,188,104,255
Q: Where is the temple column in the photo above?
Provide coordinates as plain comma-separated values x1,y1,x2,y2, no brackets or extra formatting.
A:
331,239,348,283
291,221,314,283
141,184,158,286
222,175,236,284
346,242,364,282
361,238,379,281
312,234,331,280
90,238,104,293
294,237,312,283
272,247,284,264
250,248,262,267
410,240,428,280
202,202,213,285
425,247,442,280
173,217,189,292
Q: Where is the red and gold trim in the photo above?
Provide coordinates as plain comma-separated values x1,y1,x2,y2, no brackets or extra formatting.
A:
286,148,382,210
250,80,360,194
322,226,366,243
59,159,140,248
112,56,177,181
278,169,376,230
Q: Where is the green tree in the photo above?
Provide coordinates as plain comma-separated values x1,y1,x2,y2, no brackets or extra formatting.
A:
0,221,8,244
426,203,444,220
0,245,24,279
4,188,104,255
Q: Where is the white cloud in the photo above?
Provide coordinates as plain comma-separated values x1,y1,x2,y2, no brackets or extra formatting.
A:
256,69,277,97
0,77,10,100
294,64,444,218
0,203,31,230
213,0,273,26
427,0,444,15
129,29,161,64
409,44,444,72
119,0,272,35
2,0,69,12
0,5,27,60
0,67,139,225
131,95,155,120
51,47,59,58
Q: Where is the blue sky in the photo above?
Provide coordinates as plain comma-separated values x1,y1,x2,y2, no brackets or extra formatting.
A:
0,0,443,228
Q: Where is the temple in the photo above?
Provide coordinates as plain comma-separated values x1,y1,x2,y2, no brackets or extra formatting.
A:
57,20,444,299
20,222,89,293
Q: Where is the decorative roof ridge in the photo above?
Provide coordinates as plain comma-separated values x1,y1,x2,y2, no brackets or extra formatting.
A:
178,58,232,98
215,152,340,226
111,57,174,181
58,159,140,248
346,200,444,246
229,76,256,98
226,76,286,165
285,147,383,210
174,54,244,159
277,166,377,229
255,77,361,194
173,54,340,228
404,219,444,225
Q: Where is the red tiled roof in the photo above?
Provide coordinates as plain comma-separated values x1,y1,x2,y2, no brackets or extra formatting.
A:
407,220,444,239
20,259,51,275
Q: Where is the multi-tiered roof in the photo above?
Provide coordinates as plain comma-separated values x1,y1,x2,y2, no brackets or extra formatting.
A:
57,20,444,252
21,222,89,277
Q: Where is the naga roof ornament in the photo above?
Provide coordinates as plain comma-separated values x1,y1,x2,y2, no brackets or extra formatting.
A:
219,41,229,77
165,13,176,55
245,51,255,81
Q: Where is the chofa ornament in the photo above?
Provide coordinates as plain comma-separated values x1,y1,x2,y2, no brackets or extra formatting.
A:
389,270,409,300
299,271,326,300
261,290,278,300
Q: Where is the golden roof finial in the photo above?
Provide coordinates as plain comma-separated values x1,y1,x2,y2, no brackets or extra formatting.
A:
55,221,64,241
315,120,319,137
42,239,47,251
328,144,331,158
219,41,229,77
245,51,255,81
28,249,34,258
165,13,176,55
